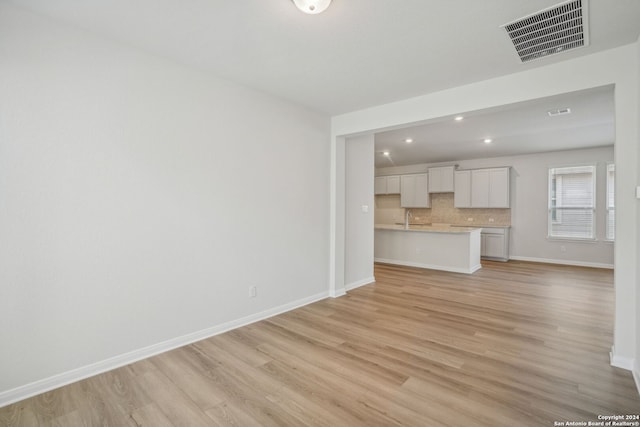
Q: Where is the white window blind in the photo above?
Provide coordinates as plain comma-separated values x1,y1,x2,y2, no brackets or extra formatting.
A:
606,163,615,241
548,165,595,240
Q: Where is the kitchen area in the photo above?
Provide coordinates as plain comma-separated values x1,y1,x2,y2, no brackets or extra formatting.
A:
374,165,511,274
358,85,615,284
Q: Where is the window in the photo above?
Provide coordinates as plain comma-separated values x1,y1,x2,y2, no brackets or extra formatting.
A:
548,165,596,240
606,163,615,241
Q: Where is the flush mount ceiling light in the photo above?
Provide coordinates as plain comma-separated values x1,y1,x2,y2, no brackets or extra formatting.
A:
454,116,464,121
382,151,390,156
483,138,493,144
291,0,332,14
405,138,413,144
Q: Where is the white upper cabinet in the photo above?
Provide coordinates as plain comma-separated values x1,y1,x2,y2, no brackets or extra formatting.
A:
378,167,508,208
471,169,490,207
454,170,472,208
375,175,401,195
428,166,455,193
457,167,510,208
401,174,430,208
488,168,509,208
386,175,400,194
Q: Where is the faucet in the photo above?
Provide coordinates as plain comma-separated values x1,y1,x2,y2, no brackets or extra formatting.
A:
405,209,412,229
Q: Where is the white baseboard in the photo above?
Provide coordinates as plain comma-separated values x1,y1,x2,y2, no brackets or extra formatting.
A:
610,346,635,370
329,289,347,298
509,256,613,269
0,290,329,408
375,258,481,275
345,276,375,291
633,365,640,397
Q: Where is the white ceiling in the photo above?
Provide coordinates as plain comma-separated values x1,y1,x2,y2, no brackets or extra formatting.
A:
7,0,640,115
374,85,614,167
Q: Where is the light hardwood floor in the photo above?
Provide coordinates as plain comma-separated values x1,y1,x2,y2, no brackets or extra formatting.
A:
2,261,639,426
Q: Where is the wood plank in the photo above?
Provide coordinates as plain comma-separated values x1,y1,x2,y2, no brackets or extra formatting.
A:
134,371,214,427
130,403,175,427
1,261,638,426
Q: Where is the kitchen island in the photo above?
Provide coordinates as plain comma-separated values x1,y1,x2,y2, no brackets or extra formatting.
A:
374,224,481,274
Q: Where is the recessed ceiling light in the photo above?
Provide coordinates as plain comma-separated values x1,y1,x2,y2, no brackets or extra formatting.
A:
483,139,492,144
383,151,390,156
405,138,413,144
454,116,464,121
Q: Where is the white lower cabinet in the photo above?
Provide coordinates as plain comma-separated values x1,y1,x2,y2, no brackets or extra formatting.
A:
480,227,509,261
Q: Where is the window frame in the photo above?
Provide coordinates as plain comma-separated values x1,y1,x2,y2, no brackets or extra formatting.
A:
547,163,597,242
605,162,615,242
550,174,562,224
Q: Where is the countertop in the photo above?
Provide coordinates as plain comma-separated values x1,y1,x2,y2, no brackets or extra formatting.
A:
451,224,511,229
375,224,481,234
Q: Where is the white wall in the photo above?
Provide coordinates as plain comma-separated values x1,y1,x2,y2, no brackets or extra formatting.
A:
331,43,638,369
636,35,640,387
345,135,375,289
0,3,330,403
377,147,615,267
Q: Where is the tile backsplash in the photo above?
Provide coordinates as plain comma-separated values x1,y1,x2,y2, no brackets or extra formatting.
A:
375,193,511,227
374,195,406,224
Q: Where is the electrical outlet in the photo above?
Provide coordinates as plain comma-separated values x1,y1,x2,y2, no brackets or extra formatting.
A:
249,286,257,298
560,246,567,252
488,218,495,223
467,217,473,222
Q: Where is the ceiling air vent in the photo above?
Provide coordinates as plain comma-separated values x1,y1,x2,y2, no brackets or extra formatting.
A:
547,107,572,117
501,0,589,63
